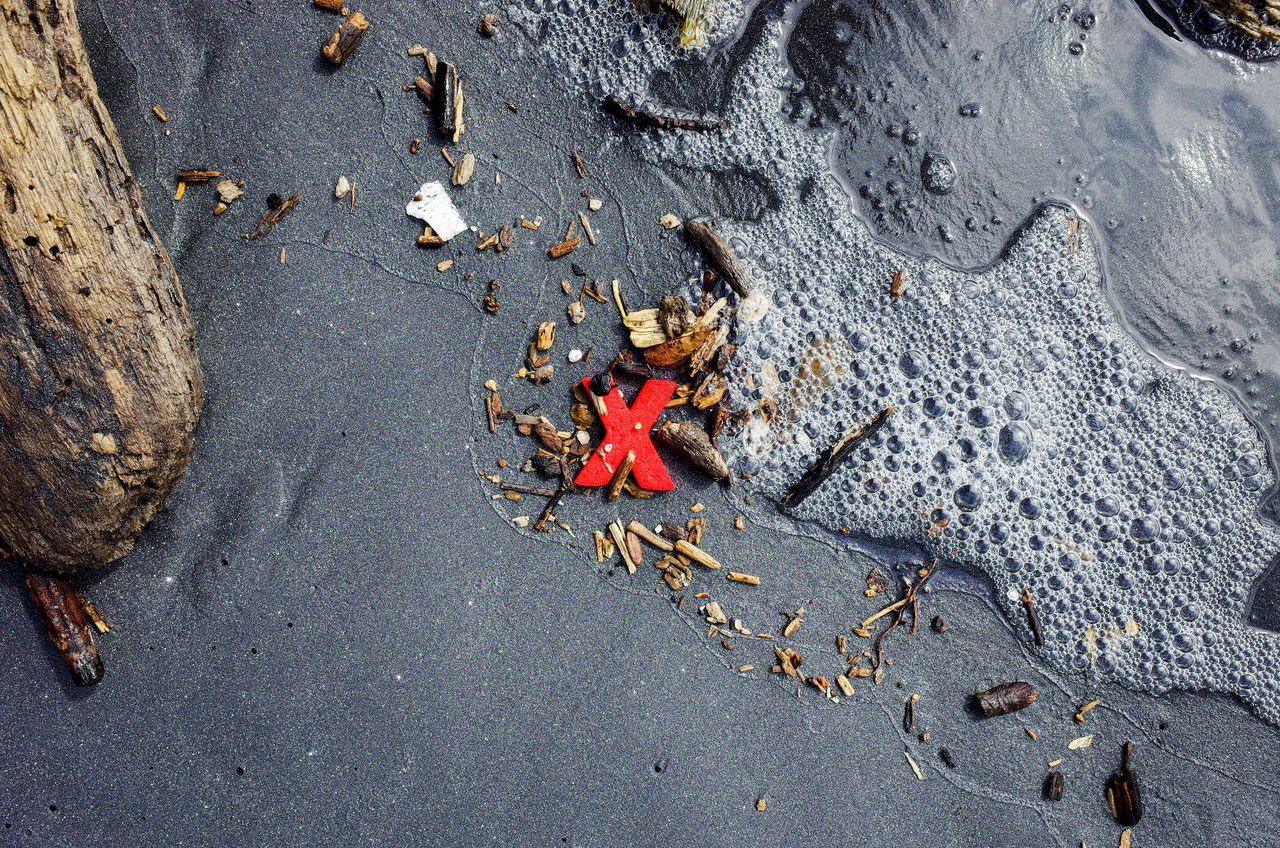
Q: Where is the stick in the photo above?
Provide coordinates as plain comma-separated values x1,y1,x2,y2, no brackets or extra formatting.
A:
626,520,674,552
683,219,751,297
604,450,636,502
783,407,894,508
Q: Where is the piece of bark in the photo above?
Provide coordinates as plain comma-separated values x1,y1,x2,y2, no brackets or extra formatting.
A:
321,12,368,66
434,60,464,142
642,325,713,368
23,564,103,686
0,0,204,574
684,218,751,297
655,421,729,482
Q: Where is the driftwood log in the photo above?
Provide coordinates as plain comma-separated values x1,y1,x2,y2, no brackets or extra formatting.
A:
1,0,204,681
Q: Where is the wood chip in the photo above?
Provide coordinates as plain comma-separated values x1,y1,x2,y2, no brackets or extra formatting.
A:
727,571,759,586
572,150,587,178
1068,734,1094,750
755,798,766,812
836,674,855,696
660,213,681,229
578,211,597,245
703,600,728,625
627,521,674,552
437,259,454,272
452,153,476,186
890,268,906,298
549,237,580,259
609,521,635,574
151,104,168,121
904,751,925,780
782,616,801,638
604,450,636,502
674,539,720,569
320,12,368,65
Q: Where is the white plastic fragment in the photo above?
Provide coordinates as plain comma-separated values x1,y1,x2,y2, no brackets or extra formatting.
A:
335,176,351,198
405,181,467,242
568,348,583,363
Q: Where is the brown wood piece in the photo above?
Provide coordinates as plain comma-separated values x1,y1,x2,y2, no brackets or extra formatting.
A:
321,12,368,66
0,0,204,574
22,563,103,686
604,450,635,501
313,0,344,11
654,421,729,482
684,218,751,297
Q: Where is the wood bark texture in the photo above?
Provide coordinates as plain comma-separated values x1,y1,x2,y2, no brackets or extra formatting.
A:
0,0,203,573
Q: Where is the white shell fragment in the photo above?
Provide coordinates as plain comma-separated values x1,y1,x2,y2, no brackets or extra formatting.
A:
405,182,467,242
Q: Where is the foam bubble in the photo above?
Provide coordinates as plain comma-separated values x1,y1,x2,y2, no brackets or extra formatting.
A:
519,0,1280,722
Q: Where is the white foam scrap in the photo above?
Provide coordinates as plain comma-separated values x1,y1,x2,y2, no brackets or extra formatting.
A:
405,182,467,241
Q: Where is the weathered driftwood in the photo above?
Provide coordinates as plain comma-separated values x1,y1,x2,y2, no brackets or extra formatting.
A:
0,0,204,575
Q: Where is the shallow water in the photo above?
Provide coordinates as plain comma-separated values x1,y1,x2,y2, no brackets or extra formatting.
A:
515,0,1280,721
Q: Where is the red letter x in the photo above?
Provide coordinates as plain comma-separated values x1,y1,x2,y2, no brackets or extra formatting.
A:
575,377,677,491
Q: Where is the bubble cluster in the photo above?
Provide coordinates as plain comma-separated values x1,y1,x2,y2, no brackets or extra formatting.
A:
518,0,1280,722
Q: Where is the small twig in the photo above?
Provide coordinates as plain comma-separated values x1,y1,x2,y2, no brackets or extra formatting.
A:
1020,586,1044,646
872,559,938,668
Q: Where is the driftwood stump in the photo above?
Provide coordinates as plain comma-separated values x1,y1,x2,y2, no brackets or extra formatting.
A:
1,0,205,682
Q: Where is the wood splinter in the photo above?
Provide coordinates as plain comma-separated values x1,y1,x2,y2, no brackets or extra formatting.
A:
321,12,368,66
22,564,104,687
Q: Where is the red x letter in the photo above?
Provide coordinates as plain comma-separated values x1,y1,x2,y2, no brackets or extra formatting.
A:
575,377,677,491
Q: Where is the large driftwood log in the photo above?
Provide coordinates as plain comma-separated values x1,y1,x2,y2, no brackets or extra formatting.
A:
0,0,204,576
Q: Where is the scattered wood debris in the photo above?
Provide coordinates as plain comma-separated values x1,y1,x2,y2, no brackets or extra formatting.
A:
321,12,368,65
313,0,345,11
246,192,299,240
1067,734,1094,750
904,750,925,781
1020,586,1044,646
434,59,465,142
1075,698,1101,723
478,12,499,36
151,104,168,121
549,237,580,259
754,797,766,812
890,268,906,298
1044,770,1064,801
